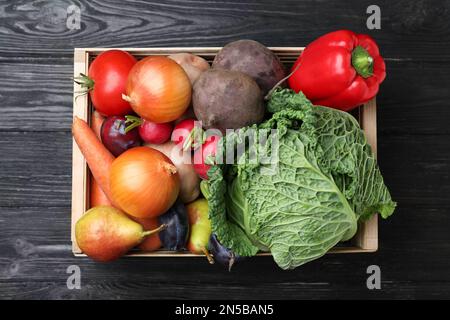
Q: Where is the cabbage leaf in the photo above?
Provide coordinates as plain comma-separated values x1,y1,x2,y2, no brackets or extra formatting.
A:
208,89,396,269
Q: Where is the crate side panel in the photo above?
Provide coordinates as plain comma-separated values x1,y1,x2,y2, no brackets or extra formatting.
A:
71,49,89,254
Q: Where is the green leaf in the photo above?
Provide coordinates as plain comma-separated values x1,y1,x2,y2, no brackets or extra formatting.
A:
208,89,396,269
208,165,259,256
300,101,396,220
240,129,358,269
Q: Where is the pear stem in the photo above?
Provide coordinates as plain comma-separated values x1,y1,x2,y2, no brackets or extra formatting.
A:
201,246,215,264
142,224,167,237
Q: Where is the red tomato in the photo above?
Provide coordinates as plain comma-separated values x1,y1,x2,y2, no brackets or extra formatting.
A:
80,50,137,116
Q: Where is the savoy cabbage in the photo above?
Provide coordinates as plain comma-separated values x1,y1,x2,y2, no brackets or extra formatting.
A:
207,89,396,269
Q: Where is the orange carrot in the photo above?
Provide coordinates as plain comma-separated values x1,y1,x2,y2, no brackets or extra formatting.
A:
90,176,112,207
88,112,111,207
91,111,104,139
72,116,117,207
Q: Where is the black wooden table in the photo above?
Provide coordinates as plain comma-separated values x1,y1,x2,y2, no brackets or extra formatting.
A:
1,0,449,300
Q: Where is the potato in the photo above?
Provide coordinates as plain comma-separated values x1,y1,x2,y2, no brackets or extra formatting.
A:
145,142,200,203
193,69,264,132
168,53,210,85
212,40,286,95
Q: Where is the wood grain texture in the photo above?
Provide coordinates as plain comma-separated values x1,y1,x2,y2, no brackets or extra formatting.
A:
0,0,449,60
0,0,449,300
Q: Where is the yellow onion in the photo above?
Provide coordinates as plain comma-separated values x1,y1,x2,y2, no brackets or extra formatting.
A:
123,56,191,123
110,147,180,218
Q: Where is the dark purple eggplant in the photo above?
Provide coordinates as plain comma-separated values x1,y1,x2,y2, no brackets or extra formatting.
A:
209,234,242,271
158,200,189,251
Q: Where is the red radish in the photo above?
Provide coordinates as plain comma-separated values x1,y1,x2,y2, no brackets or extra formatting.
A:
171,119,204,150
125,115,172,144
193,135,220,180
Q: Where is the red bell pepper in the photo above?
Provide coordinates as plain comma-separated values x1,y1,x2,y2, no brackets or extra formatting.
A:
288,30,386,111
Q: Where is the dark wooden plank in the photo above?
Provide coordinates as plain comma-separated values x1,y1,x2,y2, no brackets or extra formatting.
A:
0,132,71,175
0,62,72,132
0,132,71,207
377,60,450,135
0,0,449,61
1,277,448,299
377,134,450,206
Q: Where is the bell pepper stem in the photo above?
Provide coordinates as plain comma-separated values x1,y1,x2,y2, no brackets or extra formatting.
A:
352,46,374,78
142,224,167,237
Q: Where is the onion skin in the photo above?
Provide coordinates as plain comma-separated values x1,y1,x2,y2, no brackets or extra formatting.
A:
145,142,200,203
110,147,180,218
124,56,191,123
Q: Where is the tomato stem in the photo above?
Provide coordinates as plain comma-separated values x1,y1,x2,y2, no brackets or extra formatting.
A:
74,73,95,92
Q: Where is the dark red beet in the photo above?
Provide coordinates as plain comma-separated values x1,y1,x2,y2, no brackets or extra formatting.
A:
101,116,141,156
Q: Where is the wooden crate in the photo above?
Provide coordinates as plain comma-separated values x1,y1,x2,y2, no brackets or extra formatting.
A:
72,47,378,257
